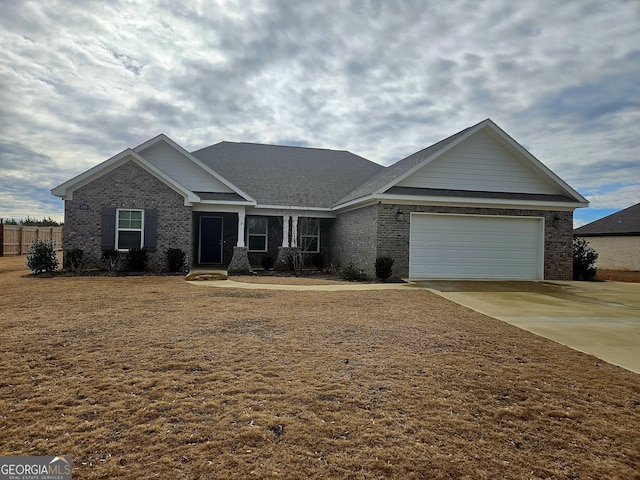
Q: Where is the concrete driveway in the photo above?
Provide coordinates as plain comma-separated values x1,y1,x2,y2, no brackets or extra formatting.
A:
414,280,640,374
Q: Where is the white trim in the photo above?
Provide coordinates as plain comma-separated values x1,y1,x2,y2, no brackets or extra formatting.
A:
247,215,268,252
134,134,256,203
246,206,337,218
333,193,584,213
299,217,320,253
291,214,299,247
374,119,588,205
282,214,290,247
237,209,246,248
194,204,248,213
115,208,144,251
51,149,200,206
252,204,333,212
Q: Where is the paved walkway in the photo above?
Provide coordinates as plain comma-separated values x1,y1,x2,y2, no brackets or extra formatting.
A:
187,277,411,291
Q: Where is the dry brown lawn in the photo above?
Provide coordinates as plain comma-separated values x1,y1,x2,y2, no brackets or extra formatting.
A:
1,255,639,479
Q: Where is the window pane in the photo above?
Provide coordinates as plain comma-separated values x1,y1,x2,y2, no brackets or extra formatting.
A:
248,217,267,234
248,236,266,251
130,219,142,229
300,218,319,235
302,236,318,253
119,231,141,249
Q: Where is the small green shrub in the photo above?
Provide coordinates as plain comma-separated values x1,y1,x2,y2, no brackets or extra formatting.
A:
125,248,148,272
63,248,85,272
338,262,369,282
166,247,186,272
375,255,394,281
573,238,598,281
100,248,120,272
26,239,59,274
261,254,275,271
311,253,325,271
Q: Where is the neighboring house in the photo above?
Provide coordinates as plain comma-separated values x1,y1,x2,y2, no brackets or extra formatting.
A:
574,202,640,271
51,119,588,279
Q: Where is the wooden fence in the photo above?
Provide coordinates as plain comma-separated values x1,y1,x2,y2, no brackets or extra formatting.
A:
0,222,63,256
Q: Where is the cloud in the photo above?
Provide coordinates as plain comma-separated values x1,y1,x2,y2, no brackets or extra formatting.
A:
0,0,638,223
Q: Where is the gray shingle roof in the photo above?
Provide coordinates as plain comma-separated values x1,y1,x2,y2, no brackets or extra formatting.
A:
574,202,640,236
191,142,383,208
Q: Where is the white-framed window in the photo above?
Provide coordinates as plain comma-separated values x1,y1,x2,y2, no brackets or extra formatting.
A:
248,216,268,252
299,217,320,253
116,209,144,250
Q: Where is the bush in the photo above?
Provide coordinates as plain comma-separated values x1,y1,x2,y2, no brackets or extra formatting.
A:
287,248,302,276
261,254,274,271
573,238,598,281
63,248,85,272
338,262,369,282
166,248,186,272
26,239,59,274
125,248,148,272
311,253,325,271
375,255,394,281
100,248,120,272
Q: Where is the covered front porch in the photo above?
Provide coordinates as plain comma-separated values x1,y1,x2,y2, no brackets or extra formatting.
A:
191,207,333,272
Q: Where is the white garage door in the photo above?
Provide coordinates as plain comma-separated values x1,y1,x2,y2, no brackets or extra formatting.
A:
409,213,543,279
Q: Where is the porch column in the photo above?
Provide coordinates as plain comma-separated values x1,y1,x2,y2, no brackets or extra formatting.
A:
237,209,245,247
291,214,299,247
282,214,290,247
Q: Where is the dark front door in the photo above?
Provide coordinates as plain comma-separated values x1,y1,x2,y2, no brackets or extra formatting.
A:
199,216,223,264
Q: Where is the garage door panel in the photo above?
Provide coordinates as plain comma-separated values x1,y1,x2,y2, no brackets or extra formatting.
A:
409,214,543,279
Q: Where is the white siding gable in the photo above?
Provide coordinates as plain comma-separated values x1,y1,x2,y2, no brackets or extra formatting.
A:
397,129,562,195
139,141,234,193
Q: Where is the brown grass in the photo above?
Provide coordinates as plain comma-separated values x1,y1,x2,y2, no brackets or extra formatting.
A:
1,255,639,479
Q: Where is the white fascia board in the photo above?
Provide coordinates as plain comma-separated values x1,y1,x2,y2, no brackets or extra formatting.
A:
134,134,256,203
374,119,588,205
51,147,131,199
332,194,377,212
374,121,488,195
334,193,586,212
252,204,334,212
51,148,200,206
482,120,589,204
377,194,587,211
193,204,248,214
199,199,255,206
247,206,336,218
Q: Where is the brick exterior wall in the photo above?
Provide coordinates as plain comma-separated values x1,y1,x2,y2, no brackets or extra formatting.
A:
63,161,192,268
329,204,378,276
331,203,574,280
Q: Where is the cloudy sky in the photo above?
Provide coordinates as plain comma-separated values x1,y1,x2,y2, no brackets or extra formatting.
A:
1,0,638,226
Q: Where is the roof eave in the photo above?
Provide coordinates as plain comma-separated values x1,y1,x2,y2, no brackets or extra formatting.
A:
51,148,200,206
333,193,588,212
372,119,589,205
134,134,257,203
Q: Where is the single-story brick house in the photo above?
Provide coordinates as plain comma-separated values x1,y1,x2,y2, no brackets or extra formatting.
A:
574,202,640,271
52,119,588,279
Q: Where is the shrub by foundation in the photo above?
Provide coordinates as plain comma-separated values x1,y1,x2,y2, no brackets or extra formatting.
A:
64,248,85,272
26,239,59,274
